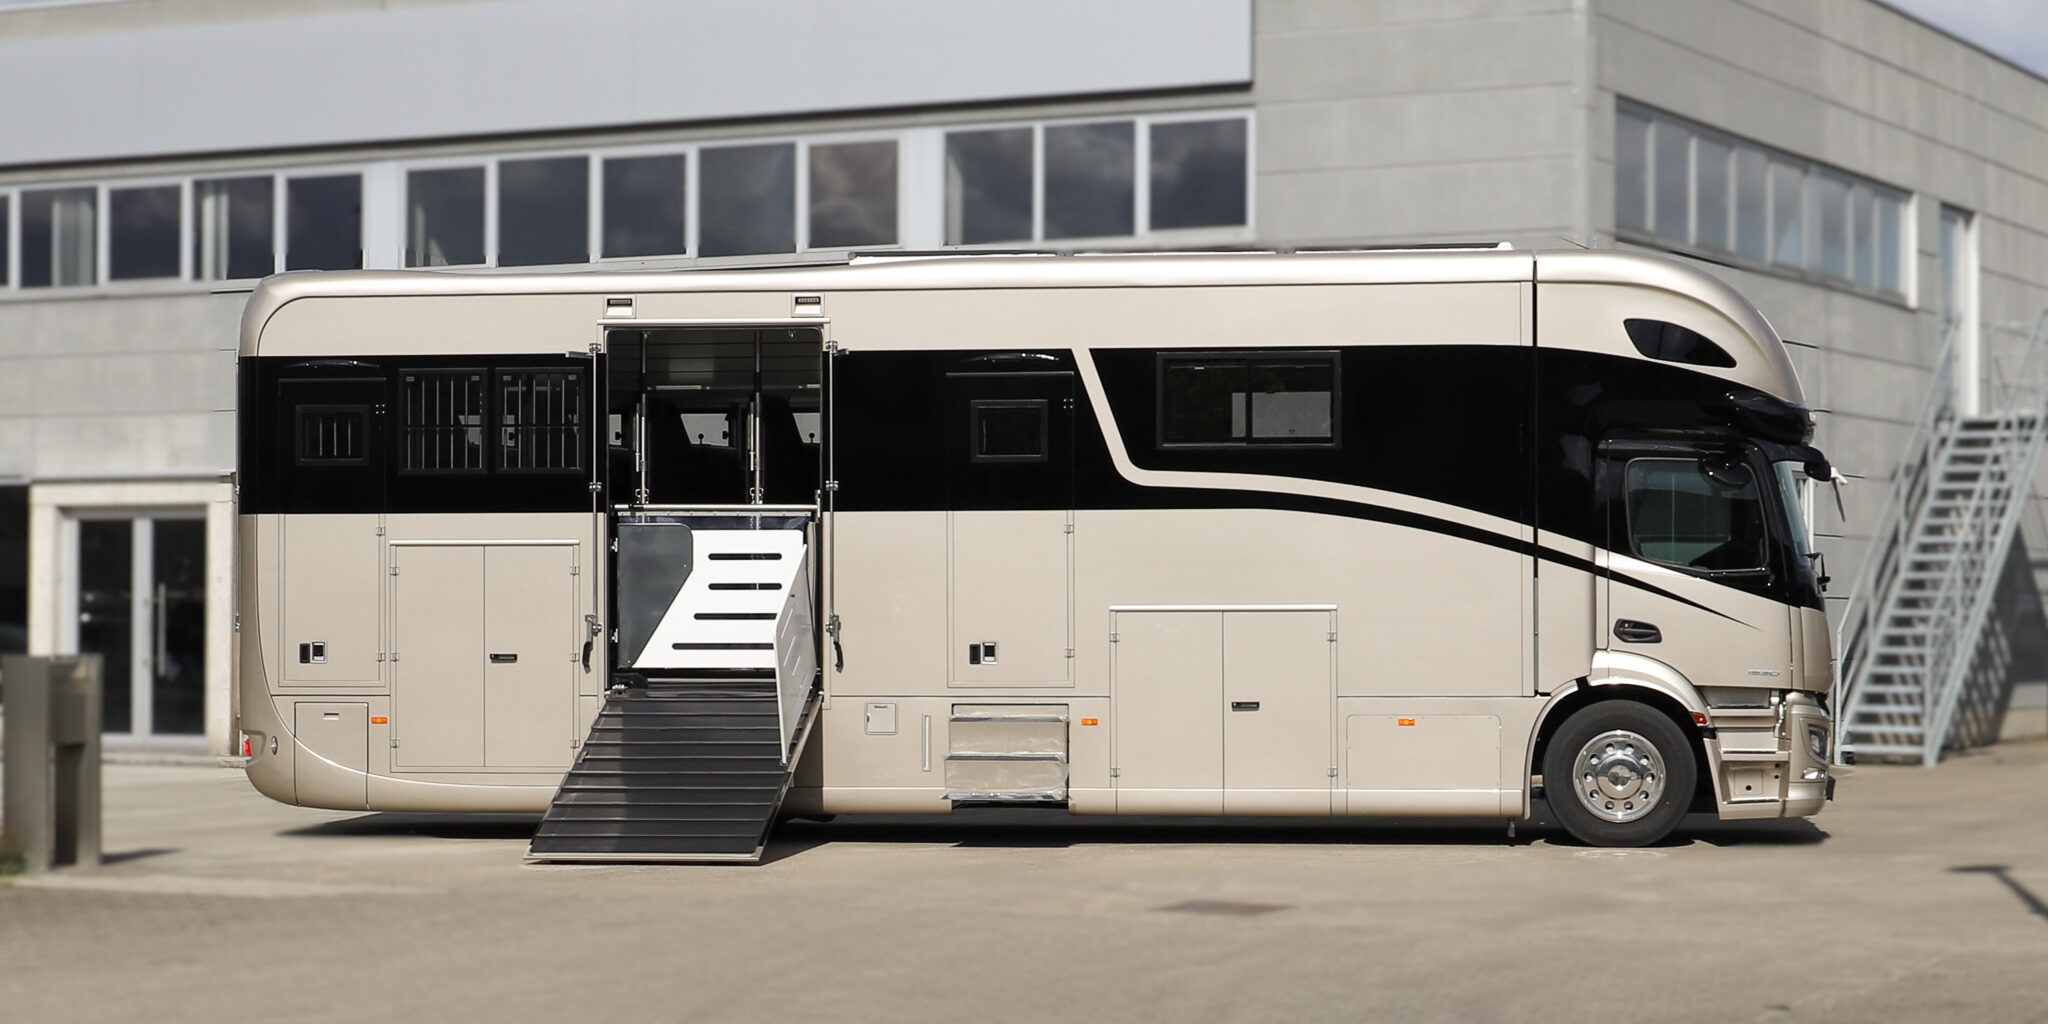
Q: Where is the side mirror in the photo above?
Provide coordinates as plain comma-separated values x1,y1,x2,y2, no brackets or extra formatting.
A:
1809,550,1831,592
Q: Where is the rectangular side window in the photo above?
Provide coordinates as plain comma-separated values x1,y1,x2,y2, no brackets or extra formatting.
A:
401,370,486,472
287,175,363,271
296,405,369,464
21,187,96,287
603,154,688,258
497,369,586,472
1158,352,1337,448
1625,459,1767,573
194,176,275,281
970,400,1048,463
406,167,484,267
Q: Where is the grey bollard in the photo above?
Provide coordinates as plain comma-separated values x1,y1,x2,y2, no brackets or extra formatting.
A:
2,654,102,872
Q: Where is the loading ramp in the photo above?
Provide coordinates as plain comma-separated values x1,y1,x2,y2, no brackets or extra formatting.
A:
530,512,820,863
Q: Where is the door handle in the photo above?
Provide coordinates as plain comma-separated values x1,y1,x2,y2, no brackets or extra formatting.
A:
1613,619,1663,644
489,653,519,664
1230,701,1260,712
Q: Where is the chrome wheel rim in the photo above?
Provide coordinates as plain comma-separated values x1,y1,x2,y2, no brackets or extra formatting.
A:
1573,729,1667,824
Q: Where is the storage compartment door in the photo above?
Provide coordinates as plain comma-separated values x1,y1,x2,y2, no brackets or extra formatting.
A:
294,702,369,810
484,544,579,769
391,545,485,769
1222,610,1334,813
1111,610,1222,813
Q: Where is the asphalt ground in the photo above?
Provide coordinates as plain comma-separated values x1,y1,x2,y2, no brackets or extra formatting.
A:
2,742,2045,1023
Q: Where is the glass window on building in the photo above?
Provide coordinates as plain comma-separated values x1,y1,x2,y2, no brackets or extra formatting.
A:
1149,118,1247,231
945,127,1033,245
1695,137,1732,251
1651,119,1690,240
808,140,897,249
1733,148,1768,262
499,156,588,266
286,174,363,271
194,176,275,281
699,143,795,257
406,166,484,267
1615,107,1650,234
1809,170,1851,281
21,186,97,287
1045,121,1134,239
1768,159,1804,268
109,184,182,281
603,154,687,259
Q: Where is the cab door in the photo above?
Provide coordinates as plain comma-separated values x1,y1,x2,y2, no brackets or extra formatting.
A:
1597,444,1795,686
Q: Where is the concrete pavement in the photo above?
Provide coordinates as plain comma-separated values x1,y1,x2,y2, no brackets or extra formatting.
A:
2,743,2045,1022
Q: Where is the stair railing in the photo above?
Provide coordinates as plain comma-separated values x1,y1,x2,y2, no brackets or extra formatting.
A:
1832,323,1959,757
1919,310,2048,762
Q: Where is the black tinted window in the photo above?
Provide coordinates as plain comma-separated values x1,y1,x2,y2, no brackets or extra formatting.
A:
971,400,1047,462
1159,352,1337,447
1624,319,1736,368
1626,458,1766,571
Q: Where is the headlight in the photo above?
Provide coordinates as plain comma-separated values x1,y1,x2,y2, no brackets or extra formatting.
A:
1806,723,1828,762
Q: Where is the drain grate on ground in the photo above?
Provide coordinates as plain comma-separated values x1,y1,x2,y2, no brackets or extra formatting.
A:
1154,899,1291,917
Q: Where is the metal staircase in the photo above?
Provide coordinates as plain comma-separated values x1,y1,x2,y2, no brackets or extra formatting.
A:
1834,313,2048,764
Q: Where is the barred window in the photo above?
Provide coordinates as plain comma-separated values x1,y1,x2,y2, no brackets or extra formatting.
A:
296,406,368,464
498,370,585,471
401,370,486,472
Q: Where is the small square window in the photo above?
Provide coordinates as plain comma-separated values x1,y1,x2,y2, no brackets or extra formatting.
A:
971,400,1047,462
296,405,369,465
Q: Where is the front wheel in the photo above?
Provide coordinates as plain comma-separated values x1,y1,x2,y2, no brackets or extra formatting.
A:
1541,701,1697,847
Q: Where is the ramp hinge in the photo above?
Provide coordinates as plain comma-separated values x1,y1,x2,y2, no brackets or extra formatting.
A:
610,537,618,552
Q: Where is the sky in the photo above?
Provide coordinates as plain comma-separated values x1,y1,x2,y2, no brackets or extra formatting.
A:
1882,0,2048,78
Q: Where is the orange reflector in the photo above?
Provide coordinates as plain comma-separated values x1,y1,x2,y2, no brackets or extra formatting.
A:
1691,712,1709,726
1080,717,1099,726
242,736,252,757
1397,717,1416,727
371,716,389,725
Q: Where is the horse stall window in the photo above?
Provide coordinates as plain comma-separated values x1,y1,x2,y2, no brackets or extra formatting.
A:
295,405,369,464
401,370,487,472
497,369,587,472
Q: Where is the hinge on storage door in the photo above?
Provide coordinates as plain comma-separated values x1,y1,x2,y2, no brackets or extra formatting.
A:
1328,631,1338,642
1328,766,1338,778
233,614,241,634
1066,648,1074,658
589,482,602,494
390,652,400,662
824,479,839,492
376,652,385,662
391,737,399,749
1109,632,1119,643
375,525,385,537
569,564,579,576
1110,767,1120,778
390,565,399,576
1064,522,1074,534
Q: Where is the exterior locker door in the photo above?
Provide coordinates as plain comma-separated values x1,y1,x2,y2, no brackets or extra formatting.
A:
390,544,485,769
482,544,578,769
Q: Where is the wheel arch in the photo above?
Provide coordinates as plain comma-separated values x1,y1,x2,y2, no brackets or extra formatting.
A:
1527,652,1721,814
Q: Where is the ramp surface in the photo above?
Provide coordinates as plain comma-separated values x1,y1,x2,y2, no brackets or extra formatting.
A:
528,679,816,863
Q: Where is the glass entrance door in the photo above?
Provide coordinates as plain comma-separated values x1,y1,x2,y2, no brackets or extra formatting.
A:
74,515,206,741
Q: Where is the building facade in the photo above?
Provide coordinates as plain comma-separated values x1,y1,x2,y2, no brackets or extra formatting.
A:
1,0,2044,753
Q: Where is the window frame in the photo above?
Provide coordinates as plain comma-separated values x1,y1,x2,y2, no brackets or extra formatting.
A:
293,404,372,467
1154,349,1342,450
968,398,1050,464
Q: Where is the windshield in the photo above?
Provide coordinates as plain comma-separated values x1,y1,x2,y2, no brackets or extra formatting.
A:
1773,461,1817,562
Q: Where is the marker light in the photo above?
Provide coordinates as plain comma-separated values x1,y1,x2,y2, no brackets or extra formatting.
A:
242,735,252,757
1397,718,1416,727
1691,712,1710,726
268,736,279,755
1080,718,1099,726
371,716,388,725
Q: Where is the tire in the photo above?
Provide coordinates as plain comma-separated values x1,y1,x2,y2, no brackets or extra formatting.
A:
1541,700,1697,847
